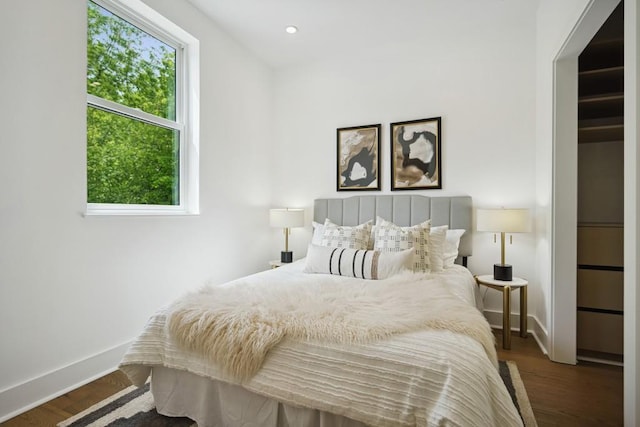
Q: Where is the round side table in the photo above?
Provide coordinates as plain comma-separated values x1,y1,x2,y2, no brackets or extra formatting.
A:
475,275,528,350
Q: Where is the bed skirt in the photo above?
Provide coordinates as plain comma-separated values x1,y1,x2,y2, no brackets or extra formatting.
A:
151,366,369,427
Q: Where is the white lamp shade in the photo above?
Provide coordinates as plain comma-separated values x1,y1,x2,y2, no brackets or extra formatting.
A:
477,208,531,233
270,208,304,228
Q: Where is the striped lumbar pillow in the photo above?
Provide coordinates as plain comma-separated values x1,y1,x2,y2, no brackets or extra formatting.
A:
304,244,413,279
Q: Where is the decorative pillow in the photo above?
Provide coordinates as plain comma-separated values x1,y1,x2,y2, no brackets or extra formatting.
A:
304,244,414,279
367,224,377,250
374,218,431,272
443,229,466,267
311,221,325,245
321,219,373,250
429,225,448,273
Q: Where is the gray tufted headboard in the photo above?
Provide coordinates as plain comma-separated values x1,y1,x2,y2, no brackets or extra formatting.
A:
313,195,472,264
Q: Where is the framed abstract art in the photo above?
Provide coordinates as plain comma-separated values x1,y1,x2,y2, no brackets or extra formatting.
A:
337,124,381,191
390,117,442,190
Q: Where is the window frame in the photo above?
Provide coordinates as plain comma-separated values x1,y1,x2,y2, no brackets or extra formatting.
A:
85,0,200,216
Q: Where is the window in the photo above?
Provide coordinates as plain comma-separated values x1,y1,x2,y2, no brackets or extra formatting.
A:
86,0,199,215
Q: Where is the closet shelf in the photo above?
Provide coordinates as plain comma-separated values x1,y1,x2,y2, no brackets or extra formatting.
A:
578,92,624,103
579,65,624,76
578,116,624,144
578,117,623,128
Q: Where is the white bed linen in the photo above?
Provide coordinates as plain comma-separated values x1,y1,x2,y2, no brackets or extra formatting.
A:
120,261,522,427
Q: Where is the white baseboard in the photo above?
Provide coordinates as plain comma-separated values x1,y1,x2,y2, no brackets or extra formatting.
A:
0,341,132,423
531,314,549,355
483,308,549,355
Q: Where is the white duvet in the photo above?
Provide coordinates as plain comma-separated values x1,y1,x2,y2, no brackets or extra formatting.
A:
120,261,523,427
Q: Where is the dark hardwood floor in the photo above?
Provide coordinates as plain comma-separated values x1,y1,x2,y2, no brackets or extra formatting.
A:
2,330,623,426
1,371,131,427
495,330,623,427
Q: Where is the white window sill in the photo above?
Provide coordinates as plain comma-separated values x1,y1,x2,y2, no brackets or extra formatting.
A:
84,204,199,216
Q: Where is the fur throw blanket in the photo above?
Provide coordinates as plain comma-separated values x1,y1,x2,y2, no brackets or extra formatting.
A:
167,271,496,382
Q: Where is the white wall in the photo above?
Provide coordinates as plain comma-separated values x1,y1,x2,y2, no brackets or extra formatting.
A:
0,0,273,419
271,2,538,326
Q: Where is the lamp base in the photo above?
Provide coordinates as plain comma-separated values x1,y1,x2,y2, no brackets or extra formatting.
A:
493,264,512,281
281,251,293,263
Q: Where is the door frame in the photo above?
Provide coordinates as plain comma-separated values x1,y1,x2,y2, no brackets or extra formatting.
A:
550,0,620,363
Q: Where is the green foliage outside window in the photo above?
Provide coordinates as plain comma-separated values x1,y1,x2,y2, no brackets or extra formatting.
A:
87,0,179,205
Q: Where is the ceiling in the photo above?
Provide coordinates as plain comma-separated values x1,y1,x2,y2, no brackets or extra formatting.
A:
187,0,528,69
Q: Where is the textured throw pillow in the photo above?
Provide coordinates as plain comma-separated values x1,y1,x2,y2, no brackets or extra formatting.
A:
374,218,431,272
321,219,373,250
443,229,466,267
429,225,448,273
304,244,413,279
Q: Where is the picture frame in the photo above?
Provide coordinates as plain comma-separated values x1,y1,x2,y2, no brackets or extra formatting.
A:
337,124,381,191
390,117,442,190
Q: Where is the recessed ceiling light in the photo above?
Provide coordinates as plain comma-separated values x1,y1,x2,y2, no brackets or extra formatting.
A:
285,26,298,34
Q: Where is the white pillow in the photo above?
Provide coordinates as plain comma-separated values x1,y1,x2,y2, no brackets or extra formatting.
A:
304,244,413,279
429,225,448,273
374,217,431,272
443,229,466,267
311,221,325,245
367,224,377,250
321,219,373,250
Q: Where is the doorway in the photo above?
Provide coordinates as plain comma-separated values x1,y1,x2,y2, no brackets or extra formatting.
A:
550,0,620,365
576,2,624,365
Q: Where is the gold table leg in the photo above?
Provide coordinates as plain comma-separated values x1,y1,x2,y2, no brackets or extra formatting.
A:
503,285,511,350
520,285,527,338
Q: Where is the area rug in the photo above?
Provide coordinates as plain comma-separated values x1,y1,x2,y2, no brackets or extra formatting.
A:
58,361,537,426
501,360,538,427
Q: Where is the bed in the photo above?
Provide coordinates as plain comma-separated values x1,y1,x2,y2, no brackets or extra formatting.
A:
119,195,523,427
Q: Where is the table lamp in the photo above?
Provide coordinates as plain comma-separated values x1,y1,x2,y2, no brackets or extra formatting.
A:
476,208,531,281
270,208,304,263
